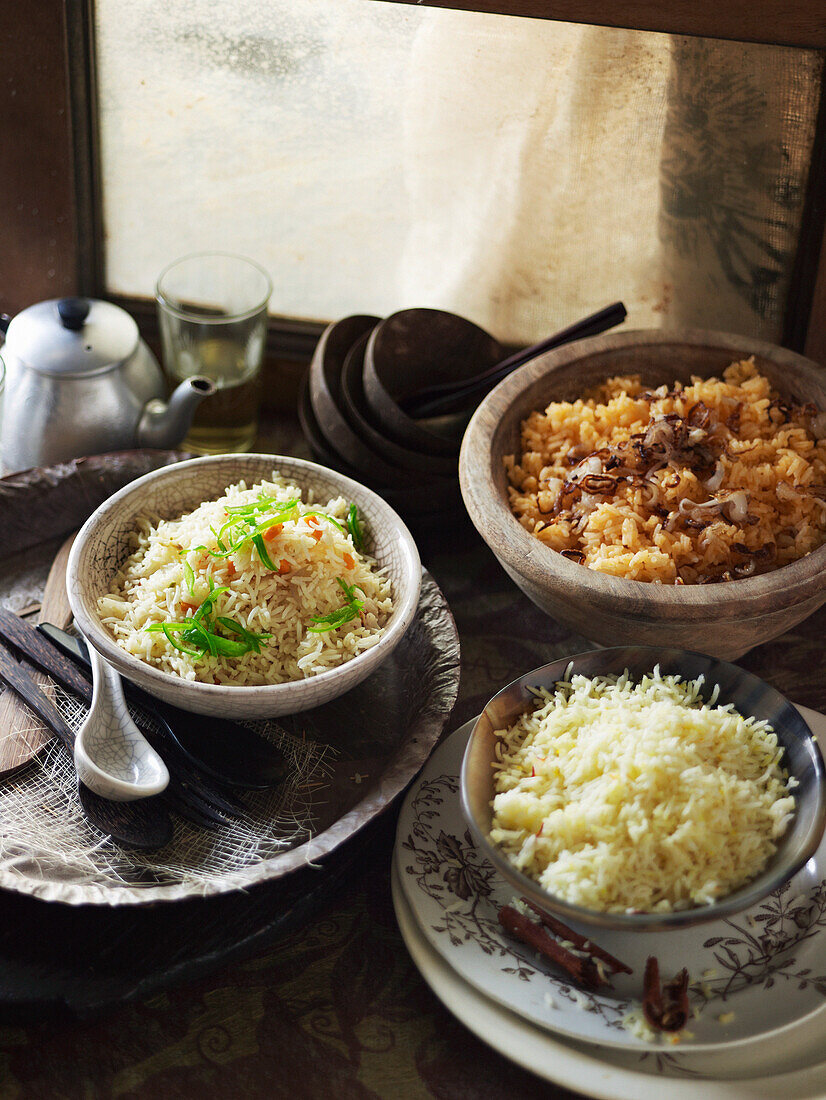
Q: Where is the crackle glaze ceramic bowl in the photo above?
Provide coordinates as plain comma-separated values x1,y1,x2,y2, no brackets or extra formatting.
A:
461,646,826,933
459,329,826,660
67,454,422,718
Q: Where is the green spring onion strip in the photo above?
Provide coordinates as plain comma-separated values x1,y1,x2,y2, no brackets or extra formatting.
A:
216,617,271,650
223,494,284,516
302,509,345,535
252,533,277,571
146,578,270,661
308,577,364,633
162,493,369,653
157,622,203,658
208,525,228,552
194,496,300,562
193,492,362,571
346,503,364,552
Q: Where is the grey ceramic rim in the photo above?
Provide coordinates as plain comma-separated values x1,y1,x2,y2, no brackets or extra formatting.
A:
460,645,826,932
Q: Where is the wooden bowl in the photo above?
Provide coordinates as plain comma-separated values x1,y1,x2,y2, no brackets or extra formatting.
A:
308,314,380,413
362,308,502,457
339,332,457,477
297,370,369,483
459,329,826,660
299,371,462,518
308,316,414,486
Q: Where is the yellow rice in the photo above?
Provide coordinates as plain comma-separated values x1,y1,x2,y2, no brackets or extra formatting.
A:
490,668,796,913
505,359,826,583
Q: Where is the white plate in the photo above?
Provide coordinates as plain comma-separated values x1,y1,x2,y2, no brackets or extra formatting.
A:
392,856,826,1098
394,707,826,1053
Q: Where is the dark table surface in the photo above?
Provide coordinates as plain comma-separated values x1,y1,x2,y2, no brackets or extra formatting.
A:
3,412,825,1100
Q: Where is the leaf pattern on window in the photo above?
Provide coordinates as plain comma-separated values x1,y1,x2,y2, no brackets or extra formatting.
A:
659,38,821,326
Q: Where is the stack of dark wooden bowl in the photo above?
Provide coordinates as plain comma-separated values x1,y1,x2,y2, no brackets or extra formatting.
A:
299,309,505,522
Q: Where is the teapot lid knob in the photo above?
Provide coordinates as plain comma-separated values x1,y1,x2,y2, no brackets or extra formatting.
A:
57,297,91,331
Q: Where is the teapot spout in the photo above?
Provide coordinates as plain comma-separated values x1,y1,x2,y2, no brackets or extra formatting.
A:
136,376,215,449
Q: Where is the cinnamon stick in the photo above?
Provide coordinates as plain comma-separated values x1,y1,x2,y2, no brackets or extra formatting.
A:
642,955,690,1032
498,906,607,991
520,897,632,975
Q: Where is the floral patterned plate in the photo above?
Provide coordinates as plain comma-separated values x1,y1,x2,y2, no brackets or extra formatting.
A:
392,859,826,1095
394,707,826,1053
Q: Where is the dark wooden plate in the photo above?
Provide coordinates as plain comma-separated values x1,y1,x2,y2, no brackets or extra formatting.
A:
0,453,461,1015
0,822,369,1021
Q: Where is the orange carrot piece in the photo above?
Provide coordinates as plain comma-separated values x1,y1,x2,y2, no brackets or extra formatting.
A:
278,559,291,575
343,552,355,569
264,524,283,541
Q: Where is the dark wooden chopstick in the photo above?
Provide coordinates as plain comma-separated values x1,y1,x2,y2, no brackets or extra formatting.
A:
38,625,268,799
0,636,174,849
0,637,78,752
0,607,245,820
0,605,93,705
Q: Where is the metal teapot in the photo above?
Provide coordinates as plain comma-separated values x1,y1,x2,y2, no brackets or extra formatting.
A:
0,296,214,473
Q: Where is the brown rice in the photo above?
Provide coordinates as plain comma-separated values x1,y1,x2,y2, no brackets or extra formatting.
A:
504,359,826,583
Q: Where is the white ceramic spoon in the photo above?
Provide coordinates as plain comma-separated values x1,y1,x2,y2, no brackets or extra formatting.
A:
74,646,170,802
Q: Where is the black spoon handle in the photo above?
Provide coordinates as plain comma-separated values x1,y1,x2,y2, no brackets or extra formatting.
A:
77,785,173,851
25,624,248,816
39,624,284,792
403,301,627,418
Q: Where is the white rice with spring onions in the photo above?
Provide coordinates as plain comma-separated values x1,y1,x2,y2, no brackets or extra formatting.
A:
98,475,393,685
489,668,796,913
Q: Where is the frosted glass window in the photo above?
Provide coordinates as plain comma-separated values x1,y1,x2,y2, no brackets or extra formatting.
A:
95,1,822,345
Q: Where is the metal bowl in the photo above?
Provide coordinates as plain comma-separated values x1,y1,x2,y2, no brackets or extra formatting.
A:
461,646,826,932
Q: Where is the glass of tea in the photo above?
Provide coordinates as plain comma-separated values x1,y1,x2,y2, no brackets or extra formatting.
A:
155,252,272,454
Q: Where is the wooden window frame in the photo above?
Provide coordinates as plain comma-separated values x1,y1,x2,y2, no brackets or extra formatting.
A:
3,0,826,368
